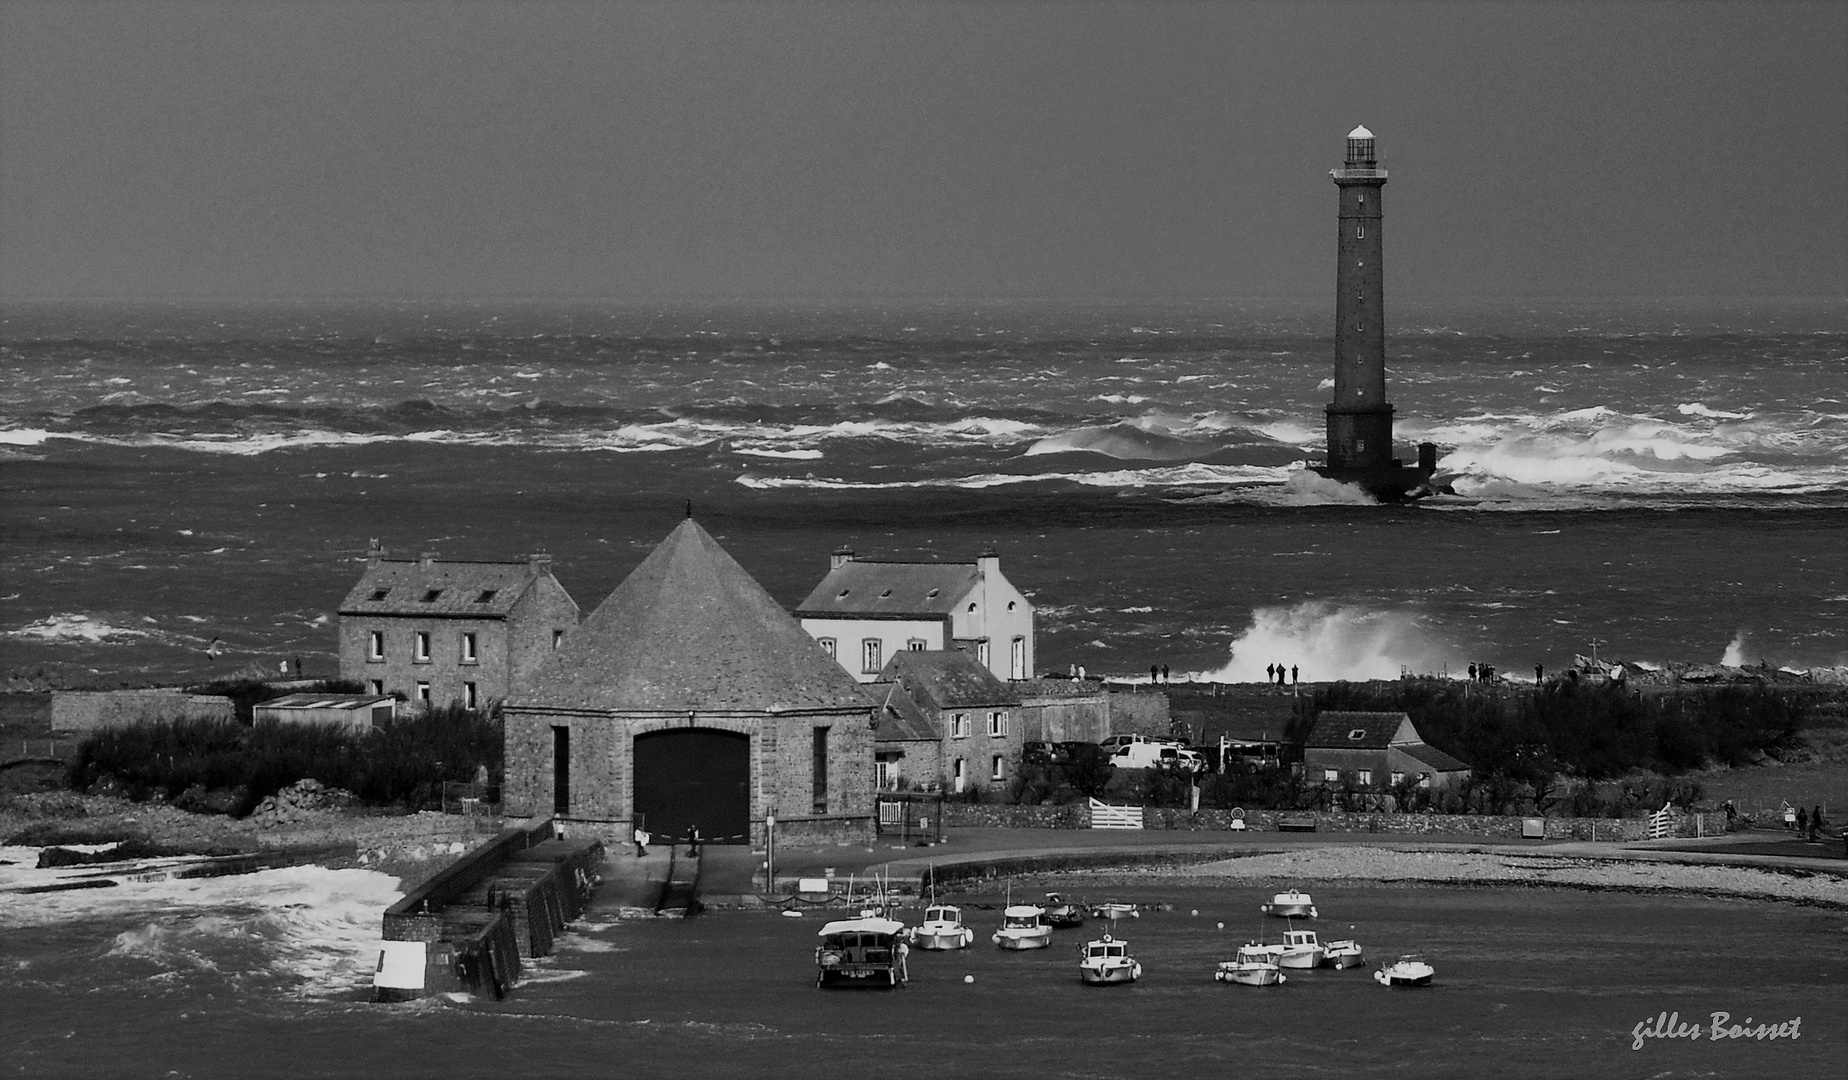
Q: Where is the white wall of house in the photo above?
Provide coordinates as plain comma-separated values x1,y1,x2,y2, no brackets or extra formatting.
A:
950,556,1034,680
799,616,947,682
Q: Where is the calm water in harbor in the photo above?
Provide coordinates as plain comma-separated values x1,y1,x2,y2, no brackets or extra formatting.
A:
3,875,1842,1079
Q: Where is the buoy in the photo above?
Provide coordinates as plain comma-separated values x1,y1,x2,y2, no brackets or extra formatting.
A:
1216,922,1224,930
781,910,803,918
964,974,975,984
1190,909,1198,916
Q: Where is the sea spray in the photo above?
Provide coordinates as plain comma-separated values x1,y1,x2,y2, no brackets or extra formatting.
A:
1201,602,1453,682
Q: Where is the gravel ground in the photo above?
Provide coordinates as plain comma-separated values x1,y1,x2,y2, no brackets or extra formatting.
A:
1137,845,1848,907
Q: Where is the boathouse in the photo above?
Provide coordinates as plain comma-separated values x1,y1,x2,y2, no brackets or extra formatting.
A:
501,519,876,847
795,547,1034,683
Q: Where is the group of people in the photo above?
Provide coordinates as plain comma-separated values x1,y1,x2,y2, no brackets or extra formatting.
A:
1466,662,1496,682
1790,804,1828,842
1147,664,1171,683
632,825,702,858
1265,663,1298,686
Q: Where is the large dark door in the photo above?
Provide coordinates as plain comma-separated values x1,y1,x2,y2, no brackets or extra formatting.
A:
632,729,750,844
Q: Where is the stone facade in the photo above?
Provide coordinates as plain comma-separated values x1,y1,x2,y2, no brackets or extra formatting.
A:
937,802,1728,841
49,690,233,732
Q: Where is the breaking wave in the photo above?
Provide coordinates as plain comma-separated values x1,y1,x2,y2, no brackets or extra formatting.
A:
1200,602,1456,683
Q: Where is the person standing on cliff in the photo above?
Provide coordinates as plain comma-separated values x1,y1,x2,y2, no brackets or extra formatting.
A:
1795,807,1808,837
1811,806,1825,842
1290,664,1299,685
1267,663,1276,683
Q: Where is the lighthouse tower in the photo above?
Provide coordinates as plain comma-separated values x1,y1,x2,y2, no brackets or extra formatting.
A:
1313,125,1436,498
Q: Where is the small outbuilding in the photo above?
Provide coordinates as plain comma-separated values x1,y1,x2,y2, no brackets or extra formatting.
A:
252,693,397,732
1303,711,1470,792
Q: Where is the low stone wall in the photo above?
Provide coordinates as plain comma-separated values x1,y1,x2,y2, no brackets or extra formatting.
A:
50,690,234,732
944,803,1728,841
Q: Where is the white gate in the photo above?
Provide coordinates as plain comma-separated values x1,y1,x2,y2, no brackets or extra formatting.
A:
1647,807,1675,840
1088,797,1143,830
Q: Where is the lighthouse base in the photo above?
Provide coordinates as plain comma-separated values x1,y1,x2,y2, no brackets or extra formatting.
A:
1310,463,1439,502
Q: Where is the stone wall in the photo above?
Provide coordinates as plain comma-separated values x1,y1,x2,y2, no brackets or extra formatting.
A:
942,802,1728,841
1107,687,1171,737
49,690,234,732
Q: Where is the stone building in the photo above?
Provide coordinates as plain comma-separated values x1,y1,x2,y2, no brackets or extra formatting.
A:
502,519,876,847
867,649,1024,795
1303,711,1469,792
338,545,580,710
795,548,1034,683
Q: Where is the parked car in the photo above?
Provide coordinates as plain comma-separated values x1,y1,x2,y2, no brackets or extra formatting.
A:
1109,743,1205,771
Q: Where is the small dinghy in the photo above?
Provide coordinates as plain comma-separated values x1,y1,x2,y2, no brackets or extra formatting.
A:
1320,938,1364,969
1042,892,1086,929
1374,953,1435,987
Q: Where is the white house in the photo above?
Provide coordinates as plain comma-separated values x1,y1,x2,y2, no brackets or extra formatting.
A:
794,547,1034,683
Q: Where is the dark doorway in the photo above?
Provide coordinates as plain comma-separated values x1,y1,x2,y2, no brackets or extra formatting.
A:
633,729,750,844
552,726,570,815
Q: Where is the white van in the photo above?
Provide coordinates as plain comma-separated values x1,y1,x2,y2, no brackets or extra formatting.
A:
1109,742,1204,771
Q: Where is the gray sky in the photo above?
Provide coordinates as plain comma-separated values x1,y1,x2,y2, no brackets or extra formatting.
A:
2,1,1842,302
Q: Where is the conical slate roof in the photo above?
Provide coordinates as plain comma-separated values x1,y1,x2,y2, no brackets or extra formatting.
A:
516,519,873,713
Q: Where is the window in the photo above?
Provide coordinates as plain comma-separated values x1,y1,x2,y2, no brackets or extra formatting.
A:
818,637,836,658
552,629,565,650
367,630,385,661
953,758,965,793
414,631,431,663
369,588,390,601
987,711,1008,738
1357,224,1365,238
875,760,897,790
1010,637,1026,679
422,589,443,602
1418,773,1432,789
460,632,478,664
475,589,497,603
907,638,926,651
1323,768,1339,783
463,681,478,709
367,680,384,696
991,755,1005,781
1006,601,1016,611
415,681,431,704
1391,771,1405,786
812,727,829,813
967,602,976,613
950,713,969,738
1358,769,1373,786
861,638,882,674
1347,728,1368,740
976,640,990,667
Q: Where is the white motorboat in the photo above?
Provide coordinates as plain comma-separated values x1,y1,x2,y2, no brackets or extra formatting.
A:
1259,889,1317,918
1374,953,1435,987
1278,926,1324,970
907,904,975,951
1088,900,1140,921
1077,934,1142,985
992,905,1053,950
815,917,910,988
1213,941,1287,986
1320,938,1364,969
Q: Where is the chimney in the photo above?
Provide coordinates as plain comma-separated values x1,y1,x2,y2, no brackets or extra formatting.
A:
528,552,553,577
366,538,386,568
419,551,438,571
831,545,854,571
977,546,999,578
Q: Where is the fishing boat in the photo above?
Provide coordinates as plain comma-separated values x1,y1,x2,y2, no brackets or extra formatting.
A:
907,904,975,950
815,916,910,988
1087,900,1140,921
992,904,1053,950
1213,941,1287,986
1259,889,1317,918
1278,925,1325,970
1373,953,1435,987
1320,937,1364,969
1042,892,1086,928
1077,934,1142,985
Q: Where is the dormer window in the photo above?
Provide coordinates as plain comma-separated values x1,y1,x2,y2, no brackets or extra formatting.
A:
422,589,443,602
838,589,850,598
1348,728,1368,740
369,588,391,601
926,588,940,599
880,589,892,597
1006,601,1016,611
475,589,497,603
967,602,977,613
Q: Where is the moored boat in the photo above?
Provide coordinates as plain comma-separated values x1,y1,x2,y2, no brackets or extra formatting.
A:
1042,892,1086,928
1088,900,1140,921
1278,926,1324,970
1321,938,1364,969
907,904,975,950
816,917,910,988
1374,953,1435,987
1077,934,1142,985
1214,941,1287,986
992,904,1053,950
1259,889,1317,918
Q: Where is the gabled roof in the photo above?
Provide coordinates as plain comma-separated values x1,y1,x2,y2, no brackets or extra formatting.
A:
514,519,872,714
1305,711,1417,749
879,650,1020,710
1397,742,1470,773
339,558,558,617
867,680,940,743
795,561,980,617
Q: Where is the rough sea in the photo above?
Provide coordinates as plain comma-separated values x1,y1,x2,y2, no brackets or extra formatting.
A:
3,298,1843,685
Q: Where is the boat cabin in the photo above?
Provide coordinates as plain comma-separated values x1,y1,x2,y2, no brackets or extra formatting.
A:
816,917,909,986
1002,906,1046,930
1284,929,1320,948
922,905,962,926
1084,938,1129,961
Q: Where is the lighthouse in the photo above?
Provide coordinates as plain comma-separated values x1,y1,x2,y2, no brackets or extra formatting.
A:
1312,125,1437,499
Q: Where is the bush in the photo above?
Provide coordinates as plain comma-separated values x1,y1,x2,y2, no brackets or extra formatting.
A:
68,703,502,815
